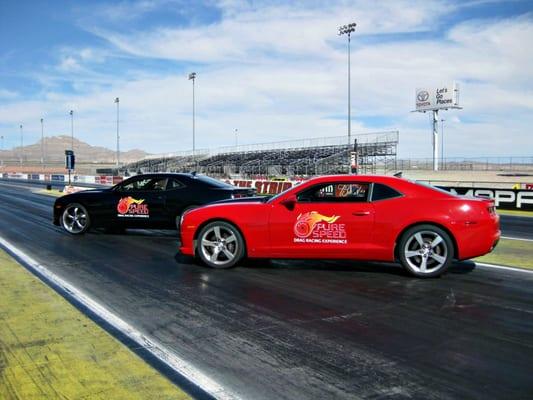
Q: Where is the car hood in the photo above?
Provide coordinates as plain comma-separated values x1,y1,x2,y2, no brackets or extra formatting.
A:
213,196,270,204
73,188,111,195
56,188,111,202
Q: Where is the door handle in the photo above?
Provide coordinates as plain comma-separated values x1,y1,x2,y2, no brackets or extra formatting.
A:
352,211,370,216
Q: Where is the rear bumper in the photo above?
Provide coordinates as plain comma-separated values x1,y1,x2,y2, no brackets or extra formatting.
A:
456,220,501,260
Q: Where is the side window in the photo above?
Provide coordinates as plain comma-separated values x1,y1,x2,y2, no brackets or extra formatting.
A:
167,178,185,190
119,178,168,192
120,178,153,192
297,182,369,202
371,183,402,201
150,178,168,191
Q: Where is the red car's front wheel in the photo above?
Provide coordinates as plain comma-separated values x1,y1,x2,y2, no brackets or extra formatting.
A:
197,221,245,269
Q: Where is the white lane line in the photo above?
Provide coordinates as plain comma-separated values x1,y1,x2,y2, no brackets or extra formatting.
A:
501,236,533,242
475,262,533,275
0,236,240,400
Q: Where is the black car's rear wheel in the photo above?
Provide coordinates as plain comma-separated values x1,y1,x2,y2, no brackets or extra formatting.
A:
398,224,453,278
61,203,91,235
197,221,245,269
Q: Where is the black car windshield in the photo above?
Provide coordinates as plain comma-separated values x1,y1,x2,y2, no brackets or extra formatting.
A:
194,175,235,189
267,184,297,203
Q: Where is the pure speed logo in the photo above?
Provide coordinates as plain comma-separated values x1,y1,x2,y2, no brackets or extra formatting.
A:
117,197,149,218
293,211,347,244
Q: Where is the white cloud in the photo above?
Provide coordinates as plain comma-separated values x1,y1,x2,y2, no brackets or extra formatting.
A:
58,56,82,72
0,89,19,99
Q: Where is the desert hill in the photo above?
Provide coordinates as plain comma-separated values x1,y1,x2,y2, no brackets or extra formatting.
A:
0,135,148,163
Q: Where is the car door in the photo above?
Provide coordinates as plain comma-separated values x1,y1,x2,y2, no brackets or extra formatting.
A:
164,177,190,225
268,181,375,258
112,177,168,228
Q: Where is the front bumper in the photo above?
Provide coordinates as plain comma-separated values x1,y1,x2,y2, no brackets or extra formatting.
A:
179,223,196,256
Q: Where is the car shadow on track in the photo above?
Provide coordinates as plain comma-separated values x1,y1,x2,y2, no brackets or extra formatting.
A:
87,228,178,238
174,252,477,278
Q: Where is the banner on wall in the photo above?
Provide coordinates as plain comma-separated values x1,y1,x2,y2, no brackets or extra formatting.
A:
440,186,533,211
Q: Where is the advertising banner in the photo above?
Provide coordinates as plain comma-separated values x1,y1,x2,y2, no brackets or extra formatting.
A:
440,186,533,211
51,174,65,182
416,83,460,111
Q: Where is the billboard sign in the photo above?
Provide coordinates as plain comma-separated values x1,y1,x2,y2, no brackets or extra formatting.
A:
415,83,460,111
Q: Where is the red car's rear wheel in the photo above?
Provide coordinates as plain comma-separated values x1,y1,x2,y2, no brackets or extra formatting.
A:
398,225,454,278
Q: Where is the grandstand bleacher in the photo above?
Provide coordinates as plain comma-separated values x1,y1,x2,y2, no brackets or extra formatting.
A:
120,131,399,178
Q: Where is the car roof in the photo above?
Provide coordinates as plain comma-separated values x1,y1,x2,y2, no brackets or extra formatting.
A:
125,172,195,179
306,174,404,184
301,174,451,198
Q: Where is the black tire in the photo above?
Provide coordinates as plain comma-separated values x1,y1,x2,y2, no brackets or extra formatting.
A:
61,203,91,235
176,205,199,230
398,224,454,278
196,221,245,269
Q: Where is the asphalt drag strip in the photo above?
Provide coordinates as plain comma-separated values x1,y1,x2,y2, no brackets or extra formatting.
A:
1,181,533,399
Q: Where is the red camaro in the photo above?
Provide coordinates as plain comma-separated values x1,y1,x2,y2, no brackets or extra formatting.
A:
179,175,500,277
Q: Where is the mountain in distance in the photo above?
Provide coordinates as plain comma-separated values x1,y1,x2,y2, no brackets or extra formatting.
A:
0,135,148,163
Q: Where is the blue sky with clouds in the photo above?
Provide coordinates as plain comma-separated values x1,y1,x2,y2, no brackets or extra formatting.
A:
0,0,532,158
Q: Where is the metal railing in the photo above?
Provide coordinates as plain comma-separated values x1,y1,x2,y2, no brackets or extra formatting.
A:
396,157,533,171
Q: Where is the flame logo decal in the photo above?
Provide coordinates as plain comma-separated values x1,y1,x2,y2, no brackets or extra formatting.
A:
294,211,340,238
117,196,145,214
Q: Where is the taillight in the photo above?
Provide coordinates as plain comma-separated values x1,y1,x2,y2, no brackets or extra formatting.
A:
487,205,496,215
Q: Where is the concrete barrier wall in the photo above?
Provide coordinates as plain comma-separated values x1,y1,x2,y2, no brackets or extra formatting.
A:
3,172,532,209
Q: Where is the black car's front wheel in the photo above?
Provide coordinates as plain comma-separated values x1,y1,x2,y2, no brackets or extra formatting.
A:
197,221,245,269
61,203,91,235
398,224,454,278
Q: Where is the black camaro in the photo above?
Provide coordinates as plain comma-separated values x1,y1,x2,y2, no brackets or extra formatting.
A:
53,173,255,234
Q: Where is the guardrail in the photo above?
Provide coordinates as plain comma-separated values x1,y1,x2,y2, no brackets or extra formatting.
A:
397,157,533,171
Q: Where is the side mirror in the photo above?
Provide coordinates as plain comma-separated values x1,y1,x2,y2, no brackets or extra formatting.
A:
280,195,297,211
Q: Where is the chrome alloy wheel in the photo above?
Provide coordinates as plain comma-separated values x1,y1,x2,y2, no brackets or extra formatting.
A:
200,225,239,267
62,204,89,234
403,230,448,274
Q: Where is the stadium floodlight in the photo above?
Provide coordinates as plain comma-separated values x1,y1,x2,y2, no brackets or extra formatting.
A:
115,97,120,167
188,72,197,161
69,110,74,151
19,124,23,166
338,22,356,173
440,118,445,169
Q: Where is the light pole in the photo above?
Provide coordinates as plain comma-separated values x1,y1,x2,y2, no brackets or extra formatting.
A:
0,135,4,167
440,118,445,169
40,118,45,168
338,22,356,172
69,110,74,151
188,72,196,161
19,124,23,166
115,97,120,167
234,128,238,147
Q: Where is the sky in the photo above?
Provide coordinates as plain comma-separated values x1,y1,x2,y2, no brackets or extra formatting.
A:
0,0,532,158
